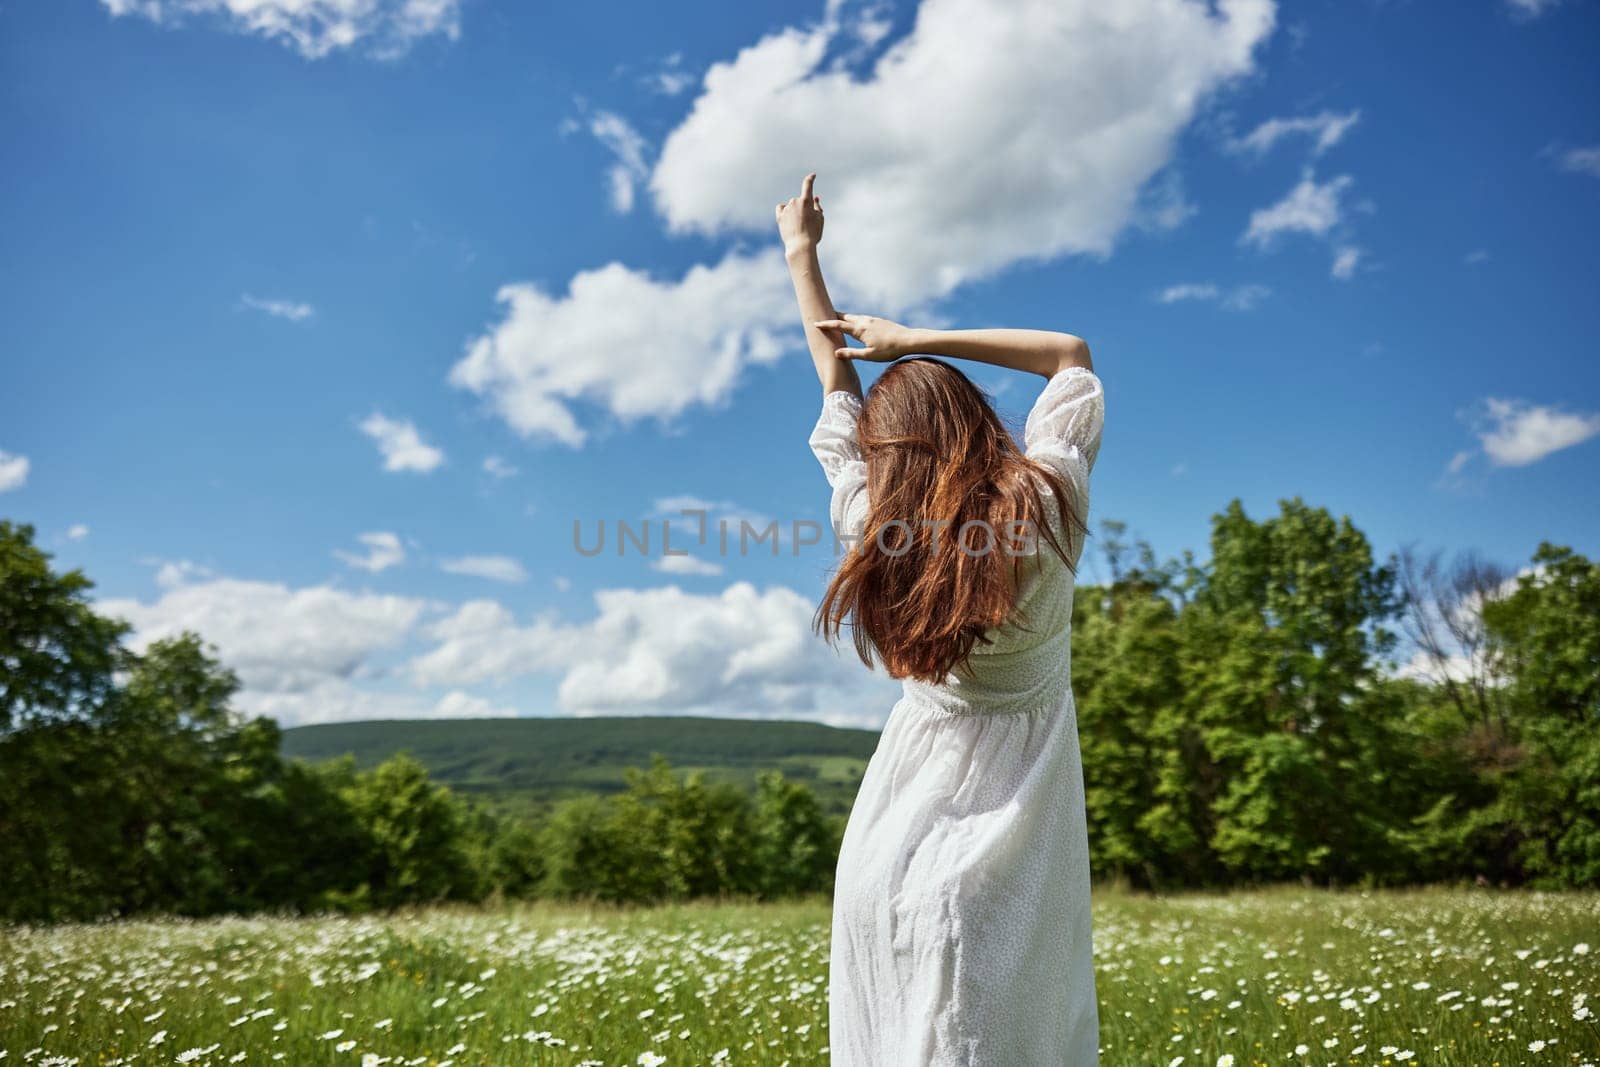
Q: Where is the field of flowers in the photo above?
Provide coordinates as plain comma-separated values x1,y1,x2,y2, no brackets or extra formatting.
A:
2,886,1596,1066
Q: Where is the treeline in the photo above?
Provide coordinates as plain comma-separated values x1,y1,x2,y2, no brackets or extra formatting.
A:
0,521,838,922
2,497,1597,923
1071,500,1598,890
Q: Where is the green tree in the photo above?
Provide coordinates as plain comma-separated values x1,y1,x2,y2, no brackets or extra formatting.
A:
0,520,128,729
1181,499,1404,883
751,769,839,898
339,752,483,908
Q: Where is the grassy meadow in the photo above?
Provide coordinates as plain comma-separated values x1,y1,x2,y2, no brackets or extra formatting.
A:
3,886,1596,1067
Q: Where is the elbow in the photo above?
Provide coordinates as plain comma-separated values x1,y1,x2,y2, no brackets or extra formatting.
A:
1055,334,1092,375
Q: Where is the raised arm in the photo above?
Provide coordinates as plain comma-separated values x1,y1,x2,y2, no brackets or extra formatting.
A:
777,173,862,400
812,315,1093,380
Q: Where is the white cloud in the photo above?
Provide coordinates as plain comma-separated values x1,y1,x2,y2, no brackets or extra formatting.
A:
649,0,1274,312
103,564,897,726
1156,282,1270,310
359,412,445,473
0,451,29,493
1158,282,1220,303
98,0,461,60
335,531,406,573
1467,397,1600,468
440,555,528,583
1465,248,1490,265
1505,0,1562,18
241,294,314,322
589,111,650,213
1228,109,1360,157
409,600,576,688
482,455,518,479
143,558,217,588
1242,169,1353,248
1330,245,1362,280
458,0,1272,447
98,577,428,726
67,523,90,541
410,582,896,722
431,690,520,719
1558,146,1600,178
645,52,696,96
449,250,793,447
653,554,725,577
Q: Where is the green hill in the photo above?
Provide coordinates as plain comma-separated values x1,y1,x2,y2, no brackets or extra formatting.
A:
280,716,882,819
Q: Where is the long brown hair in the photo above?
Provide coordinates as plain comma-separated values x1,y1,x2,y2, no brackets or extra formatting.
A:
815,357,1087,682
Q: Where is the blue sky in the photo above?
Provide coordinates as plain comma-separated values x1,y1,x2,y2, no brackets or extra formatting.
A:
3,0,1597,728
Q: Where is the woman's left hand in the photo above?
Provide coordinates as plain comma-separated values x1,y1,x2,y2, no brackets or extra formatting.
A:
811,313,917,363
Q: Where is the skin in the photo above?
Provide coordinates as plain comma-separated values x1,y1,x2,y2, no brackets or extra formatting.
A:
777,172,1093,401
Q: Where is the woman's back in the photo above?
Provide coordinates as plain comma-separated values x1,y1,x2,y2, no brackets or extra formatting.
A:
811,363,1103,719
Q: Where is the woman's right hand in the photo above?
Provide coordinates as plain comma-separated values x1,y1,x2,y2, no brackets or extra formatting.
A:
811,313,920,363
777,172,825,254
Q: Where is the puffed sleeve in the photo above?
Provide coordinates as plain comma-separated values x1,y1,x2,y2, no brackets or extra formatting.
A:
807,389,869,542
1023,366,1104,531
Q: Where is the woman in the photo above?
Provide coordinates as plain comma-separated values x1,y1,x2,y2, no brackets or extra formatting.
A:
777,172,1104,1065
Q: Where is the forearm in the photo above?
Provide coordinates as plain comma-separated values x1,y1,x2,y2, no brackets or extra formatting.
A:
905,327,1092,379
786,244,861,398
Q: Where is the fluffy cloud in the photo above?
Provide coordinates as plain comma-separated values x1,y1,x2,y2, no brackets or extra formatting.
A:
1505,0,1562,18
101,566,899,726
241,294,314,322
650,0,1274,312
0,451,29,493
1241,169,1365,278
449,250,793,446
457,0,1275,447
335,531,406,573
1466,398,1600,468
1242,169,1353,247
410,582,896,722
408,600,577,688
481,455,518,479
98,576,428,724
645,52,697,96
1558,146,1600,178
67,524,91,541
1228,109,1360,157
359,412,445,472
653,554,725,577
1330,245,1362,280
98,0,460,60
588,111,650,213
1156,282,1271,311
439,555,528,583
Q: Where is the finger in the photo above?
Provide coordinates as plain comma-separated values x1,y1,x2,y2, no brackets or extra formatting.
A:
814,319,861,338
814,196,822,210
801,172,816,201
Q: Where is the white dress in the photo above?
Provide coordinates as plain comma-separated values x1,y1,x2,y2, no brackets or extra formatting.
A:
809,366,1106,1067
